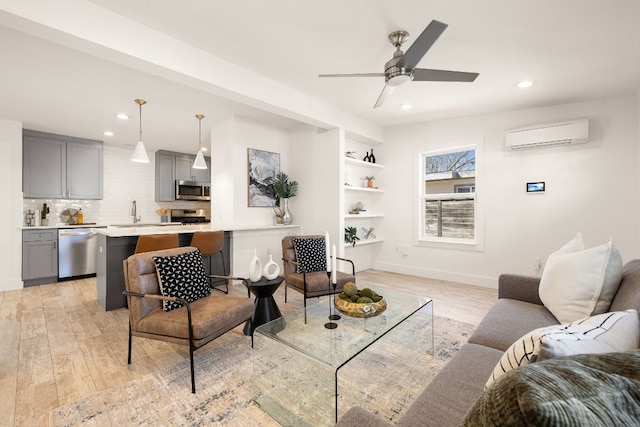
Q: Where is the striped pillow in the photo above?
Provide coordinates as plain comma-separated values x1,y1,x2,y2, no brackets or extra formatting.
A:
485,309,639,389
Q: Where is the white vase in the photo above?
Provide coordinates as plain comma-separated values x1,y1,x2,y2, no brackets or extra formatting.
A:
263,254,280,280
249,249,263,282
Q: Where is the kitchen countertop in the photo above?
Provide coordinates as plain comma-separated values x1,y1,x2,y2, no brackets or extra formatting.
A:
21,222,182,230
94,223,302,237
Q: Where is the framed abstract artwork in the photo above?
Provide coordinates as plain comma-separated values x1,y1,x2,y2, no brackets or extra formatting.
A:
248,148,280,206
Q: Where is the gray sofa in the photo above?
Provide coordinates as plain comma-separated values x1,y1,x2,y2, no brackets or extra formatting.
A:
337,260,640,426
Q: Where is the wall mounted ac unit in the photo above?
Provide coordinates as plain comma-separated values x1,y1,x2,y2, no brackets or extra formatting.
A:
505,118,589,150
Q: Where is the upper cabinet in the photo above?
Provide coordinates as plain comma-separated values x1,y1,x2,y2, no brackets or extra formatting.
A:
155,150,210,201
23,130,103,199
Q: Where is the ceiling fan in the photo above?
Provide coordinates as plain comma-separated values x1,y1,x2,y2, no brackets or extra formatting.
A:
319,20,479,108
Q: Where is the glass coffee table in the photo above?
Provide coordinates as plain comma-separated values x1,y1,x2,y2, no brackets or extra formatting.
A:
253,288,433,426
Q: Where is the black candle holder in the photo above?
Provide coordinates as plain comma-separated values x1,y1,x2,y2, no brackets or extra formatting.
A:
329,278,341,321
324,271,338,329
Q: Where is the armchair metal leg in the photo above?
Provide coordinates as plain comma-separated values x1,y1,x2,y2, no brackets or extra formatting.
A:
211,252,230,294
127,323,133,365
284,283,288,303
189,342,195,394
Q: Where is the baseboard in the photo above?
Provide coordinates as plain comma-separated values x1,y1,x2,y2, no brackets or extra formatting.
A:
373,261,498,289
0,278,24,291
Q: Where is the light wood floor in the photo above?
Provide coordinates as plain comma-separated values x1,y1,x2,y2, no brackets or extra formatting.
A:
0,270,497,427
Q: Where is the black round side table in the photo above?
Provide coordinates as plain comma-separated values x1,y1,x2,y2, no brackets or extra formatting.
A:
243,276,284,335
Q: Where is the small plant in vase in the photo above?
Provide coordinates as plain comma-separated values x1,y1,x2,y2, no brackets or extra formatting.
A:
272,172,298,225
365,176,375,188
345,226,360,247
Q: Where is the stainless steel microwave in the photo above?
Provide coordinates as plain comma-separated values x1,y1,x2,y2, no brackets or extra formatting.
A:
176,180,211,201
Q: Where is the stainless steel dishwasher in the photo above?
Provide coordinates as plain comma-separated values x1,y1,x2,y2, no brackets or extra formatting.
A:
58,228,99,278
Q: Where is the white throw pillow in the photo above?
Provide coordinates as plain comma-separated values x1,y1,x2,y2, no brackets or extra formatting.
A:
593,247,623,315
539,239,612,323
539,309,639,360
485,309,639,389
550,232,585,257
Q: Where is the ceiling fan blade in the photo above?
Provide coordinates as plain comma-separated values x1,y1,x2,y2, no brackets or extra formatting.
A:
319,73,385,78
398,20,448,70
412,68,479,82
373,84,395,109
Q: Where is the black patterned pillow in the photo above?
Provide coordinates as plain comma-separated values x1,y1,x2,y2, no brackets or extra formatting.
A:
152,249,211,312
293,237,327,273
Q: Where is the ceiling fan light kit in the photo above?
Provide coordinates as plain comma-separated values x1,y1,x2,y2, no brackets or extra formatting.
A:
319,20,479,108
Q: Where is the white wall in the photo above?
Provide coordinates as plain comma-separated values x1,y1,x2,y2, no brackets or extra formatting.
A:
211,115,291,226
378,96,640,288
0,119,24,291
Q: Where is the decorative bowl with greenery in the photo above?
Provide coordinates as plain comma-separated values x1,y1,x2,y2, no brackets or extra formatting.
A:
335,282,386,317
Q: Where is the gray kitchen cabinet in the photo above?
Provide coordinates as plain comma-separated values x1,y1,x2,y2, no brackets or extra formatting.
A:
194,157,211,182
23,134,66,198
23,129,103,199
155,150,210,201
155,151,176,201
22,229,58,286
175,155,195,181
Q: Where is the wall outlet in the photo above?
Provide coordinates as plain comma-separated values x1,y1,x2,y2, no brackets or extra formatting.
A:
402,246,409,256
533,257,541,272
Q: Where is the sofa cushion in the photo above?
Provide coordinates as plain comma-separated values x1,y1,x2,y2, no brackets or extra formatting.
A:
539,239,613,323
153,249,211,312
468,299,559,351
485,309,639,388
395,343,503,427
610,259,640,316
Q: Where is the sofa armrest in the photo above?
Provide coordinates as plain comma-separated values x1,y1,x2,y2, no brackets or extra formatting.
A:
498,274,543,305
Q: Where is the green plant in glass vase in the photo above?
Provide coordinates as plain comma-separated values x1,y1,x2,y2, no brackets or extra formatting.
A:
272,172,298,225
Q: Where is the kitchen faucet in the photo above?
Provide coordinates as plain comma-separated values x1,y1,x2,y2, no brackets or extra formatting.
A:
131,200,141,224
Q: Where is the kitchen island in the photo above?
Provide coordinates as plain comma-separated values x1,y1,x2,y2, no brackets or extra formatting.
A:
95,223,302,311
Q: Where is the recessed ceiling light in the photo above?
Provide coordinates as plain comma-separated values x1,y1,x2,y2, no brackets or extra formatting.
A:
103,131,114,136
116,113,129,120
399,104,412,110
515,80,535,89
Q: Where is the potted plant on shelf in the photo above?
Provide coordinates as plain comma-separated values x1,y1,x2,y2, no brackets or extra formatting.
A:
365,176,375,188
345,226,360,247
272,172,298,225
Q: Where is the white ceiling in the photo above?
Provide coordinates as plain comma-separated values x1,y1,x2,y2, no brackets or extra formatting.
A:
2,1,640,153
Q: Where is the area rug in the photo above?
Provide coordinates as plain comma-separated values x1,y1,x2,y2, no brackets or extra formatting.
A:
50,315,474,426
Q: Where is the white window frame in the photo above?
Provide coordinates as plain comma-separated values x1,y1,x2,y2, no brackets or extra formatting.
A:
416,144,484,251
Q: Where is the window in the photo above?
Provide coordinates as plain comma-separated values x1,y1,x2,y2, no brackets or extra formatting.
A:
420,147,476,243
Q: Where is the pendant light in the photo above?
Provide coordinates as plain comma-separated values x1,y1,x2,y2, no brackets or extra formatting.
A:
131,99,150,163
192,113,207,169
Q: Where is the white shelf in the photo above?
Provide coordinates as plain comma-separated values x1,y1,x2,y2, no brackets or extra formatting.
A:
344,157,384,169
344,238,384,247
344,214,384,219
344,186,384,193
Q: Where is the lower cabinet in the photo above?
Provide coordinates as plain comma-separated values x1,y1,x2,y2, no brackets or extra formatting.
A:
22,229,58,286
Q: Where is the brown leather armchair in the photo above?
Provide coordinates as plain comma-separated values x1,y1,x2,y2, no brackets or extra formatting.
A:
282,235,356,307
123,246,253,393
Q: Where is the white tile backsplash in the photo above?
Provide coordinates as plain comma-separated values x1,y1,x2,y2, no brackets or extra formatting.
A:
23,145,209,226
